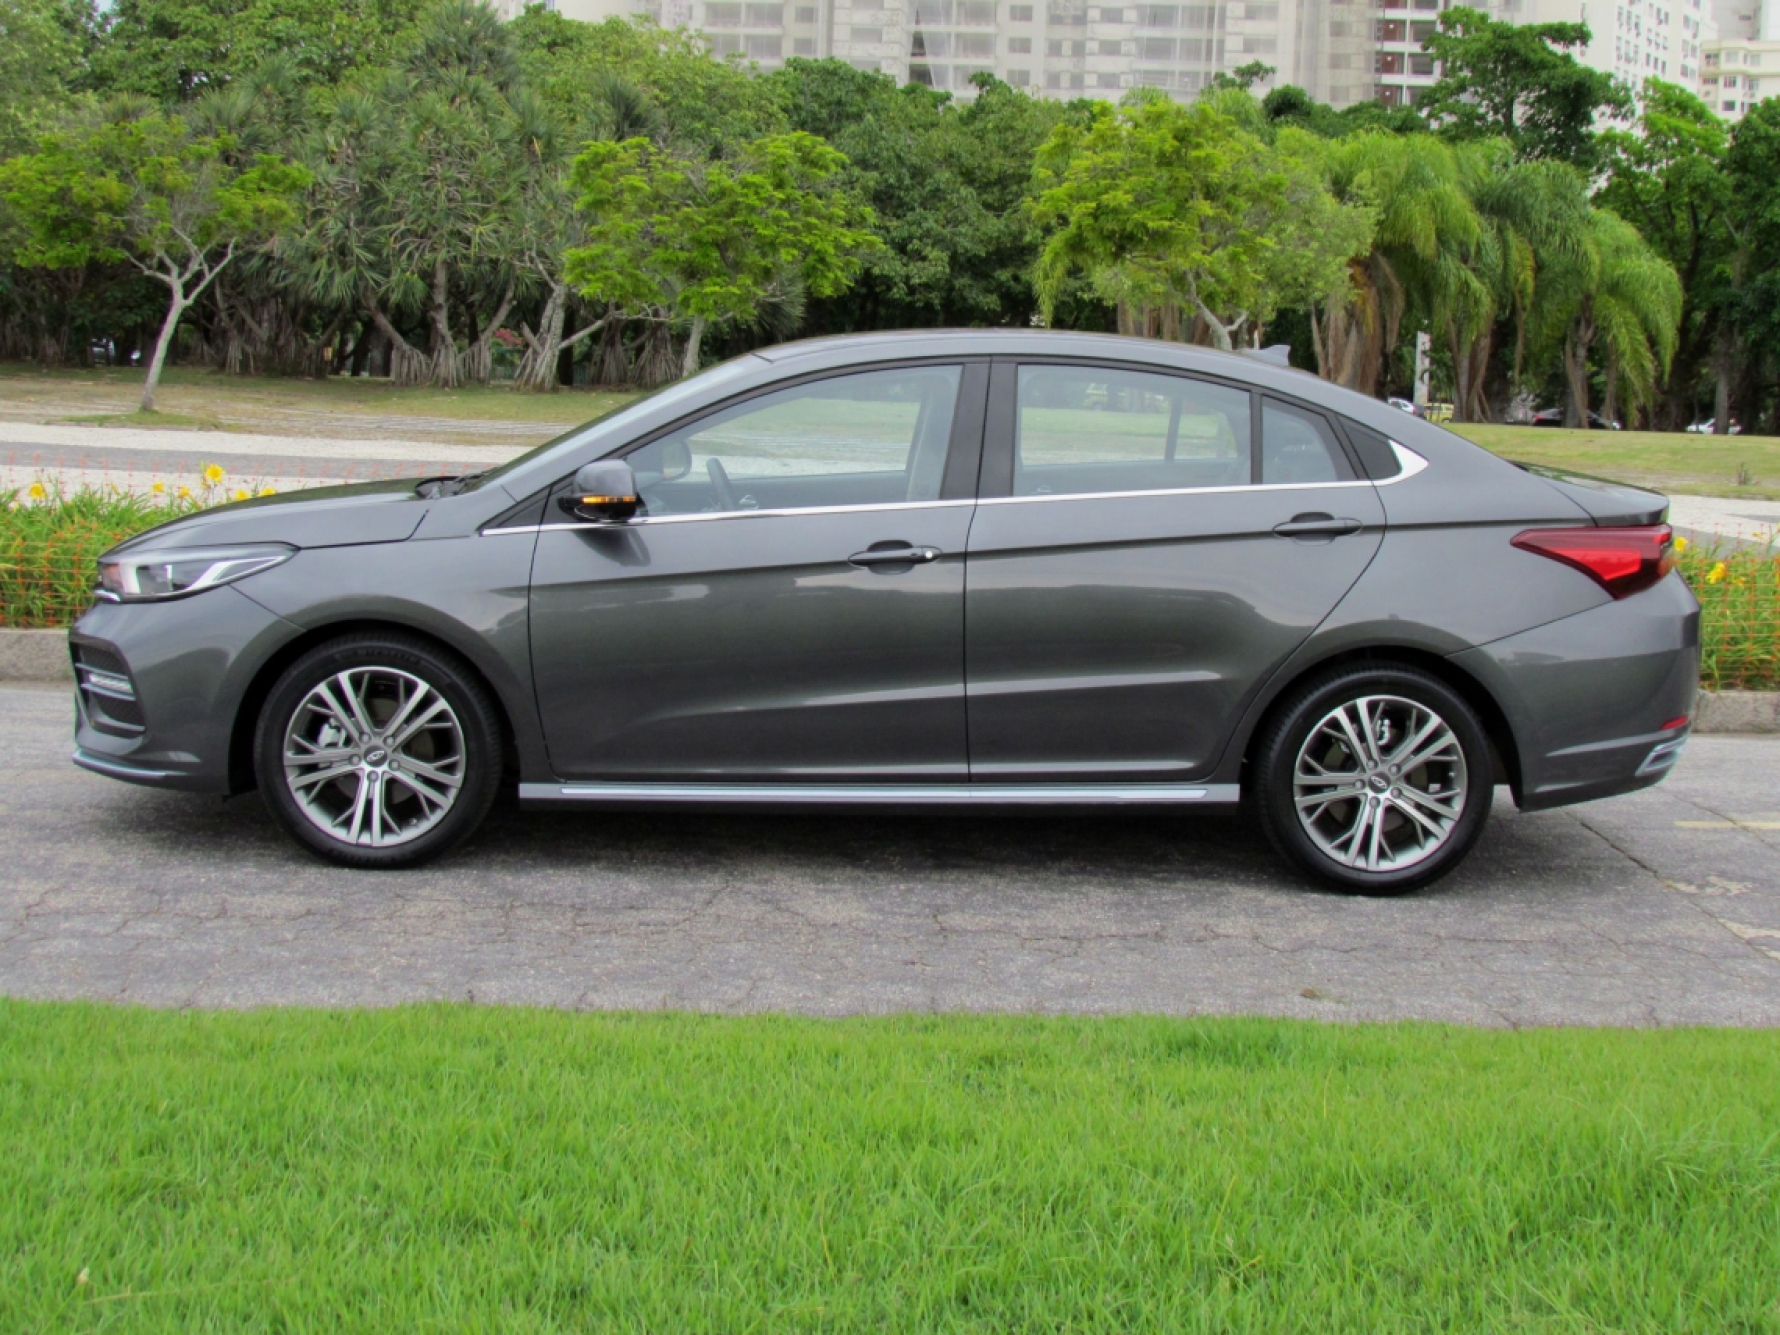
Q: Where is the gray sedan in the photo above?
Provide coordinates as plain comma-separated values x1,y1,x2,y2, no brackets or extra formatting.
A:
70,332,1699,892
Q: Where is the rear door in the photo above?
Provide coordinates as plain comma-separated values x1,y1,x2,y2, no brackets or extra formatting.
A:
963,360,1385,783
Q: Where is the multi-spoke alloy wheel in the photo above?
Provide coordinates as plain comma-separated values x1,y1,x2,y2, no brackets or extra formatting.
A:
256,634,502,868
1292,694,1467,873
1254,666,1492,893
283,667,466,848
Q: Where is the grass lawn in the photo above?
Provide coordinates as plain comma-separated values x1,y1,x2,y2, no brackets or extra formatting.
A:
4,1002,1778,1332
0,363,631,435
1451,422,1780,501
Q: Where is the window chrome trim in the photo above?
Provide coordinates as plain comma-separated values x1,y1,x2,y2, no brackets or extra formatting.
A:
519,781,1242,805
1382,440,1430,482
976,479,1377,507
482,497,974,537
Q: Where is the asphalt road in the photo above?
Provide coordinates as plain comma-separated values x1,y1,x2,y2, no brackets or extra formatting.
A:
3,683,1777,1026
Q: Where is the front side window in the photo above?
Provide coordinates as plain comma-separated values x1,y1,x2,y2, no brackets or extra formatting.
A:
1014,364,1250,496
626,366,963,515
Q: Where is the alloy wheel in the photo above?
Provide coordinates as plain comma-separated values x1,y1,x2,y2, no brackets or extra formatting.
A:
1291,693,1469,873
281,666,466,848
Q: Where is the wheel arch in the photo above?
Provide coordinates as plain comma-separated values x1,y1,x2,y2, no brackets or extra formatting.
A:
1235,645,1524,799
227,618,525,795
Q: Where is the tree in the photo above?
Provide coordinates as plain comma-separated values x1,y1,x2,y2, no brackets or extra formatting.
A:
85,0,428,102
566,131,878,376
1031,94,1287,348
1597,82,1736,428
0,112,307,408
1418,6,1631,170
1721,99,1780,433
0,0,89,154
1530,207,1682,426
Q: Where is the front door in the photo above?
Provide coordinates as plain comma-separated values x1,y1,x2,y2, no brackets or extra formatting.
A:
964,361,1385,783
530,362,983,783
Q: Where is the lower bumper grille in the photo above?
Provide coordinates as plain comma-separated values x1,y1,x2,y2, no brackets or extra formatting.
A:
1636,732,1689,777
73,643,145,735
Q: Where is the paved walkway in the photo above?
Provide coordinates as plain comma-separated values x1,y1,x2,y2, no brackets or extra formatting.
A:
2,684,1776,1023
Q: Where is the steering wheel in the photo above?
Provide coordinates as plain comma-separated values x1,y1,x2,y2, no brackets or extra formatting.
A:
706,457,738,511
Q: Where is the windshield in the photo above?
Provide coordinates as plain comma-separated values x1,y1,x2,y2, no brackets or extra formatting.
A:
473,356,765,489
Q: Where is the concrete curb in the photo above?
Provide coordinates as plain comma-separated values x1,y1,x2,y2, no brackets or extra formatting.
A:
0,628,71,683
0,628,1775,733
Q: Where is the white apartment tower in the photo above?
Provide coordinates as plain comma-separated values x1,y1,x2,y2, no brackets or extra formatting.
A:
527,0,1725,108
1702,0,1776,116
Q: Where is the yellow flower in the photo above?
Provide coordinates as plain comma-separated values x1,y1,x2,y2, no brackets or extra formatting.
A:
151,480,166,494
1706,561,1727,584
1672,534,1688,554
176,484,192,499
258,486,277,497
232,488,250,501
203,463,226,486
27,481,46,501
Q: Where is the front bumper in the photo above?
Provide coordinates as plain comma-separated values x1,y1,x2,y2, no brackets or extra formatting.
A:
1450,571,1700,812
70,586,301,793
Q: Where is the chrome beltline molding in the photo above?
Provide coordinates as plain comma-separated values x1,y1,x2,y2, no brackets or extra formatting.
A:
519,781,1242,805
480,443,1431,537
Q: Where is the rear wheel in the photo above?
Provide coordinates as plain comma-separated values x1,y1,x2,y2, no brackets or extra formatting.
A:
254,633,503,868
1253,665,1493,894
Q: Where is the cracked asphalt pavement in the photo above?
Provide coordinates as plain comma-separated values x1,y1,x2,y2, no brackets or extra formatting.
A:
4,684,1778,1025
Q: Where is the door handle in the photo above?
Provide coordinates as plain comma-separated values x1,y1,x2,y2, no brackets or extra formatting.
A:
848,545,942,567
1273,513,1364,538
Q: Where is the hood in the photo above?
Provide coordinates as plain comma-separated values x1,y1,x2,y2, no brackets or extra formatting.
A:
1514,463,1669,527
111,477,433,554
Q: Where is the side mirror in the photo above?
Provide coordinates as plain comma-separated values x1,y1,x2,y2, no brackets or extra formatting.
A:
558,459,640,524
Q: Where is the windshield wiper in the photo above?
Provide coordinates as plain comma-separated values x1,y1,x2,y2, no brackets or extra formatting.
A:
414,470,487,499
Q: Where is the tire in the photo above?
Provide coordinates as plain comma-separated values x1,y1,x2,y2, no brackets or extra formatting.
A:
1252,664,1494,894
254,632,504,869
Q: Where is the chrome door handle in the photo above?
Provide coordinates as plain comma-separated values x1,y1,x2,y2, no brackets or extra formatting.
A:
1273,513,1364,538
848,545,942,566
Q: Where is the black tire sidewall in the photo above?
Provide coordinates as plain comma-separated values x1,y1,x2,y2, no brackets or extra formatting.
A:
1256,666,1493,894
254,634,502,868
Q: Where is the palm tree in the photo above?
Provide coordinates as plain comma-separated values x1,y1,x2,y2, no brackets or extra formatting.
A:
1531,208,1682,427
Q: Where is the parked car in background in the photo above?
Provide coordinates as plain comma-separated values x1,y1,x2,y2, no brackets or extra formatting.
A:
1387,396,1419,416
71,331,1699,893
1532,407,1622,429
1685,418,1741,434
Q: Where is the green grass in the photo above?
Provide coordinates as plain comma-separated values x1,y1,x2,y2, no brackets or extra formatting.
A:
1452,422,1780,501
0,362,635,432
2,1003,1778,1332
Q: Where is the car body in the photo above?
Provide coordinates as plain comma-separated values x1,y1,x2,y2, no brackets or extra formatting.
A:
71,330,1700,890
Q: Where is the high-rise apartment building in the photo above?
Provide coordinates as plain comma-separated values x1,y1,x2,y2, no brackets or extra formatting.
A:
1702,0,1775,117
523,0,1721,108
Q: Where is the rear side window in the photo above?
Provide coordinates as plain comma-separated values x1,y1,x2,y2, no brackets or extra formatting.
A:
1341,420,1403,479
1261,399,1355,485
1014,365,1251,496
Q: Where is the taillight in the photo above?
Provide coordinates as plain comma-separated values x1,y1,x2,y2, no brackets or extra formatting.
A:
1510,524,1674,599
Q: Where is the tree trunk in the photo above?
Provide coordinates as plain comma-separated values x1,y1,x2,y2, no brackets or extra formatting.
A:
426,259,459,389
1601,348,1620,429
517,285,567,391
366,304,430,388
595,317,629,388
635,320,678,388
681,315,707,379
1712,328,1734,434
1562,310,1594,429
141,289,190,413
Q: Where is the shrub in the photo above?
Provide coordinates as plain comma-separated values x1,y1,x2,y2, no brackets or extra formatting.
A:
1675,536,1780,690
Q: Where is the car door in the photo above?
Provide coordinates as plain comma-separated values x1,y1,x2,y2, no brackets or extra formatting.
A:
530,361,985,784
964,360,1385,783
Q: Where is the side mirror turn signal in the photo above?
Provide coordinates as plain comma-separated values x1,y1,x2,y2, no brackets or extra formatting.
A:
559,460,640,524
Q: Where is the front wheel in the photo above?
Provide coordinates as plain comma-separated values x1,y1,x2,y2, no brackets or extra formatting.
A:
254,633,503,869
1252,665,1494,894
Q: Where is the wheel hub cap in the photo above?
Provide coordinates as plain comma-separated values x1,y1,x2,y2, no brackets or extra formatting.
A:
282,667,465,848
1292,693,1469,873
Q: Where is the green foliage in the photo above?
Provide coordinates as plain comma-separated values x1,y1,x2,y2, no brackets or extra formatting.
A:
0,0,89,154
1676,538,1780,689
0,482,201,626
1419,5,1632,170
5,1002,1780,1329
566,130,878,370
84,0,430,102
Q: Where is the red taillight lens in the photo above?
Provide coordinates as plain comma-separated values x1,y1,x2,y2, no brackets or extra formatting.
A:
1511,524,1674,599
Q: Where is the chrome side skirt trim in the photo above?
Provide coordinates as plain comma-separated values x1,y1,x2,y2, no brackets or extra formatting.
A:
519,781,1242,806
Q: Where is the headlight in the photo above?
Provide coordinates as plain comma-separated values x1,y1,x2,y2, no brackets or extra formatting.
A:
96,543,296,602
